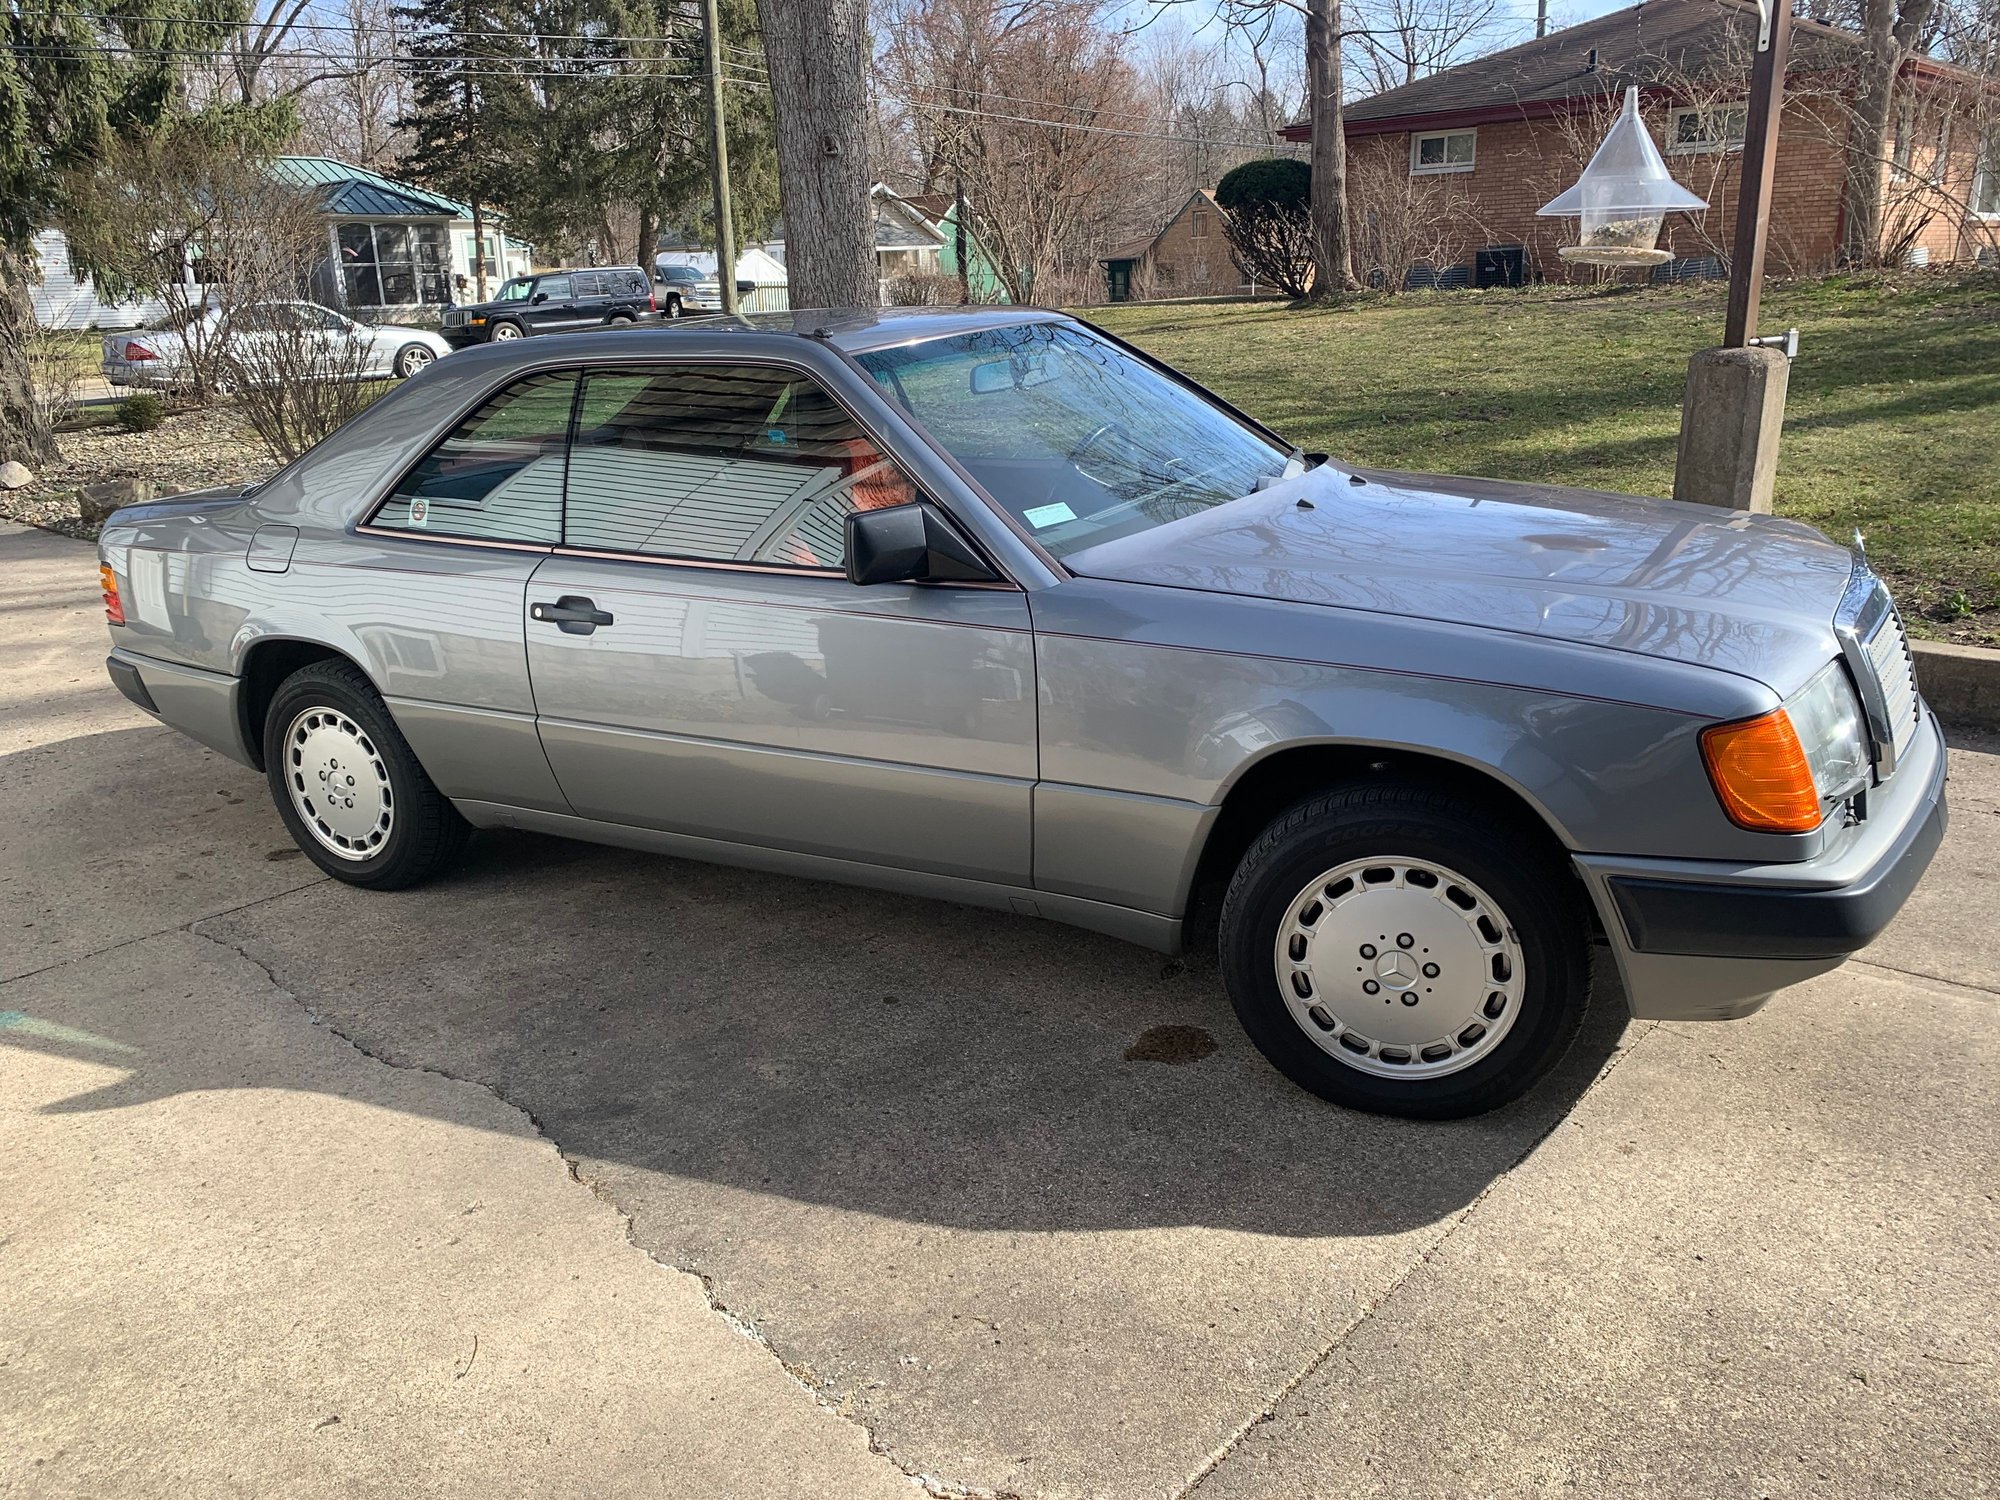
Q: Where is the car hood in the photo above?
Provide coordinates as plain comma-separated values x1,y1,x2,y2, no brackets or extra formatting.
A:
1061,462,1856,693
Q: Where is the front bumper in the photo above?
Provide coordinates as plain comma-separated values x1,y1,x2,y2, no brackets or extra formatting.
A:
1575,709,1948,1021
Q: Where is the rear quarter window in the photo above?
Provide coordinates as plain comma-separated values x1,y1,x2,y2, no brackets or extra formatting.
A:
368,371,575,544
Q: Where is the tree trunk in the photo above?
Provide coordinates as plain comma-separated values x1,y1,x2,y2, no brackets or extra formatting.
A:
635,205,658,279
1842,0,1935,266
753,0,877,309
472,199,489,301
0,251,60,472
1305,0,1357,299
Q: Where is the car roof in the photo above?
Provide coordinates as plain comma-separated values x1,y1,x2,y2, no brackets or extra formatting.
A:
692,305,1068,354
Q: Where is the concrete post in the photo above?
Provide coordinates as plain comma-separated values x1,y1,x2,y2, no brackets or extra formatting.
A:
1672,345,1790,513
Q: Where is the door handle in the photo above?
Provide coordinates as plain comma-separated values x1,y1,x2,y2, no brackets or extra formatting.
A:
531,595,614,635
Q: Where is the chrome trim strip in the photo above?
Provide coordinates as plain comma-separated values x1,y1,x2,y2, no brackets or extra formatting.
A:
1832,561,1914,781
354,523,555,555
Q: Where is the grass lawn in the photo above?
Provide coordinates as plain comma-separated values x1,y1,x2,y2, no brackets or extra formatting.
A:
1086,272,2000,645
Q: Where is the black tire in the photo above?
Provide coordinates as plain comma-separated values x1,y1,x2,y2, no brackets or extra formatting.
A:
488,320,526,342
392,342,436,378
263,659,469,890
608,312,636,325
662,294,682,318
1219,781,1589,1120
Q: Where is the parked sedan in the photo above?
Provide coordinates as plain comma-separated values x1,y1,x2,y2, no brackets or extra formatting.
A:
95,308,1945,1119
103,302,451,389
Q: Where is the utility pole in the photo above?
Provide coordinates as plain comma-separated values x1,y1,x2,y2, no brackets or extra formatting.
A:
701,0,739,315
1536,0,1548,38
954,169,971,303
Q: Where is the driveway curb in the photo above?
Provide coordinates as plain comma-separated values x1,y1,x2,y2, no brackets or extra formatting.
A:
1915,639,2000,735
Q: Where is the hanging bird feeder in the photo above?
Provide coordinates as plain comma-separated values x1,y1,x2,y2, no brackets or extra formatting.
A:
1539,85,1708,267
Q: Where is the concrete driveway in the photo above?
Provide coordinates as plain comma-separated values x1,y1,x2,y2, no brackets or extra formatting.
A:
3,520,1995,1499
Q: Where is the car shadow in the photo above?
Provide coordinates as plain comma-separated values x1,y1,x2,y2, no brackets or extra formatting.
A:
9,724,1634,1241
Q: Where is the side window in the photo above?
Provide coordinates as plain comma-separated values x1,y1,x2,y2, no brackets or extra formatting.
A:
537,275,573,300
370,371,575,544
573,271,604,298
563,363,917,568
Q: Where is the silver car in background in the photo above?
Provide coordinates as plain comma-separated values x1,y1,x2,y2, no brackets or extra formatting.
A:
102,301,452,388
96,307,1946,1118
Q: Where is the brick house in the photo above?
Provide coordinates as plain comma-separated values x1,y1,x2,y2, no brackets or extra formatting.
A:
1099,189,1256,302
1279,0,2000,288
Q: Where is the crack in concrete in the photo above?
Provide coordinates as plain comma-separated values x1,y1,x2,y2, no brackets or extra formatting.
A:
1171,1017,1664,1500
0,879,330,988
1850,957,2000,1001
183,919,979,1500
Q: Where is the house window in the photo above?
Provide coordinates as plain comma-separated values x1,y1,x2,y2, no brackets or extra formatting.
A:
1667,105,1747,154
1192,210,1210,238
1977,132,2000,218
1411,129,1476,174
338,221,451,307
464,232,501,279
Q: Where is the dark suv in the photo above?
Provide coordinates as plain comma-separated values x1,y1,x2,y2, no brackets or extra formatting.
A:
441,266,657,346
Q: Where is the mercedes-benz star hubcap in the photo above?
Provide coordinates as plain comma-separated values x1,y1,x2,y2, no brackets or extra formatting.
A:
285,707,393,861
1273,857,1526,1079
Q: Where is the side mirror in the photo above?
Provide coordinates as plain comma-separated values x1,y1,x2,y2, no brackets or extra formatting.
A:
531,292,548,304
845,502,998,586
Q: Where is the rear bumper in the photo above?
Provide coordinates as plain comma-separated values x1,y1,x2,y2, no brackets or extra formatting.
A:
104,645,256,770
1576,710,1948,1021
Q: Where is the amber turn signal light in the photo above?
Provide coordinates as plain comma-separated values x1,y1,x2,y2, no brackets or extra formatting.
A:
1700,709,1822,833
100,563,125,625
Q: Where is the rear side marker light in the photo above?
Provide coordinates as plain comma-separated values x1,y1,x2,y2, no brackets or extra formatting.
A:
100,563,125,624
1701,709,1822,833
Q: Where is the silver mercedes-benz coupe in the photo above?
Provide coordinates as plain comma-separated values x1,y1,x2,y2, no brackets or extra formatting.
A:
97,307,1946,1117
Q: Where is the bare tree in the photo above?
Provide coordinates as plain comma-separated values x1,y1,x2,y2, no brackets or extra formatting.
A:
291,0,413,169
1345,0,1505,95
756,0,877,306
1844,0,1940,262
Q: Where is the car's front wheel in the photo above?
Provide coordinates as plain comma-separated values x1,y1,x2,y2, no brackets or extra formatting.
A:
263,660,468,889
1219,781,1589,1119
662,294,682,318
488,320,526,342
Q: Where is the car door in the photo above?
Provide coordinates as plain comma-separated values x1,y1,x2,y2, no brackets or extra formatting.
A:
525,274,577,334
523,359,1037,885
346,367,574,814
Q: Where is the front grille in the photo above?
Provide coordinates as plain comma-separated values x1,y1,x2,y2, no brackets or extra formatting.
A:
441,309,464,328
1863,605,1920,758
1835,568,1921,779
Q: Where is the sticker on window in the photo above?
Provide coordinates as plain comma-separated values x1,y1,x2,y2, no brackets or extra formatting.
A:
1023,502,1076,528
409,496,431,528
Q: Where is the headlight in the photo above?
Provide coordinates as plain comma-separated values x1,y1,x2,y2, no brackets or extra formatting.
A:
1788,660,1869,805
1701,661,1869,833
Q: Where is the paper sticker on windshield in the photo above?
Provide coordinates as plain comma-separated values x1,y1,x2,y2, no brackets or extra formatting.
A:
1023,502,1076,529
408,497,431,528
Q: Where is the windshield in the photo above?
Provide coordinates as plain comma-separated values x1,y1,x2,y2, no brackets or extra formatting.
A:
855,321,1293,557
496,278,531,302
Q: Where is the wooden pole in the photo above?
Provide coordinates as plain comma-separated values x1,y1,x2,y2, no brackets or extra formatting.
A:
701,0,739,316
1724,0,1792,347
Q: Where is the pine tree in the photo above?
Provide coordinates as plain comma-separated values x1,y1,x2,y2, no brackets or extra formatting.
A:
393,0,527,299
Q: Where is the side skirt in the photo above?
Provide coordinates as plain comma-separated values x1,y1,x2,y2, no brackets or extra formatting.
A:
453,799,1184,955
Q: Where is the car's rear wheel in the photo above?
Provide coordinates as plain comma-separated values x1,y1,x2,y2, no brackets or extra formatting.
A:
393,343,436,377
263,660,468,889
1219,781,1589,1119
489,321,525,342
608,313,635,325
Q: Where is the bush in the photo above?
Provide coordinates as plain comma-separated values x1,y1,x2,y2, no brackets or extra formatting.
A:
116,393,167,433
1215,158,1316,300
883,271,962,306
